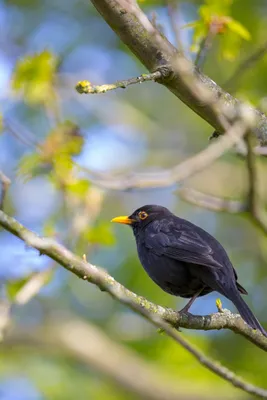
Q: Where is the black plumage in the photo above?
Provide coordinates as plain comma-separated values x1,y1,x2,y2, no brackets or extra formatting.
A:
112,204,267,336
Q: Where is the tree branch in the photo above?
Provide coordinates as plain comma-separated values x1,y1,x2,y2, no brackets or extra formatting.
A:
0,209,267,350
76,71,161,94
75,115,251,190
0,171,10,210
178,187,246,213
1,210,267,397
245,133,267,234
90,0,267,145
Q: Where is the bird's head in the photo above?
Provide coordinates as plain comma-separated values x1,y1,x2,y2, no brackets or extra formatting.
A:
111,205,171,232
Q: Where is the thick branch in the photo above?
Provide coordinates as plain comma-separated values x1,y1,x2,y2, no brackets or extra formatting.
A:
90,0,267,145
0,210,267,350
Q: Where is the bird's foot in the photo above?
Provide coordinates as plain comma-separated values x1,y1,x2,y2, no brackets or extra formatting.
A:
178,304,193,315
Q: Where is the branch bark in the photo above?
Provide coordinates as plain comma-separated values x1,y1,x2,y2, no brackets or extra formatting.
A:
0,209,267,350
90,0,267,145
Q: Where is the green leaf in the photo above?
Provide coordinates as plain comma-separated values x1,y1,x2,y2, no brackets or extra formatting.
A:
203,0,233,16
220,31,241,61
84,222,116,246
67,179,90,198
226,18,251,40
17,152,44,181
184,0,251,60
6,277,31,300
52,153,73,180
12,50,58,105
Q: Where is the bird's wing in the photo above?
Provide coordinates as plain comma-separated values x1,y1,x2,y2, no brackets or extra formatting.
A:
145,225,223,270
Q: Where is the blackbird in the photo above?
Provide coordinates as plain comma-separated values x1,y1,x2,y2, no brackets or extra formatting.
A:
112,204,267,336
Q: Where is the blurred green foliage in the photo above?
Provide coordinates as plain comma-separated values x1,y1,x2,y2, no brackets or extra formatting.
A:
12,50,58,106
184,0,251,59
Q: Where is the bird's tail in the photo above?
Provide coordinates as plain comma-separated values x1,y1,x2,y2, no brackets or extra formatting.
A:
229,291,267,337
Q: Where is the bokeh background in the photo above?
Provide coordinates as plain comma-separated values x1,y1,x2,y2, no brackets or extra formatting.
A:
1,0,267,398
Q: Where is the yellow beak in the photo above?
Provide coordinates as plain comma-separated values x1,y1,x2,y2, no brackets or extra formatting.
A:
111,216,133,225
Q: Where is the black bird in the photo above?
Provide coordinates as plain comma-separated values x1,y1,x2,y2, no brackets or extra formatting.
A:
112,204,267,336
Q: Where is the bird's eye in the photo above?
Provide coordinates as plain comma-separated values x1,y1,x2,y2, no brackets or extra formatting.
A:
138,211,148,220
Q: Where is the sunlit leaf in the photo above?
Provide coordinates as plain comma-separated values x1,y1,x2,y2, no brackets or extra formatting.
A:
226,18,251,40
84,222,116,246
6,276,31,300
17,152,44,181
41,121,83,161
67,179,90,198
12,50,58,105
184,0,251,60
52,153,73,182
220,31,242,61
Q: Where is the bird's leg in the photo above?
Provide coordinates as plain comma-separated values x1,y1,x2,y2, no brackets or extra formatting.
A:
178,288,204,314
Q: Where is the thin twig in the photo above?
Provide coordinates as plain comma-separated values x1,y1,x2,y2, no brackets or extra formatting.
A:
245,133,267,234
75,116,251,190
179,187,246,213
0,267,53,342
0,171,10,210
224,40,267,93
4,117,38,149
75,71,162,94
14,268,54,305
0,210,267,349
0,210,267,397
195,29,215,68
165,0,184,53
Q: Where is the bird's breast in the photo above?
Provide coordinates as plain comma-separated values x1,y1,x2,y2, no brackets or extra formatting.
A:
136,241,201,297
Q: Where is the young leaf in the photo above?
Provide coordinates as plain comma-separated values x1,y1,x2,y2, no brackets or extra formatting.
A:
12,50,58,105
